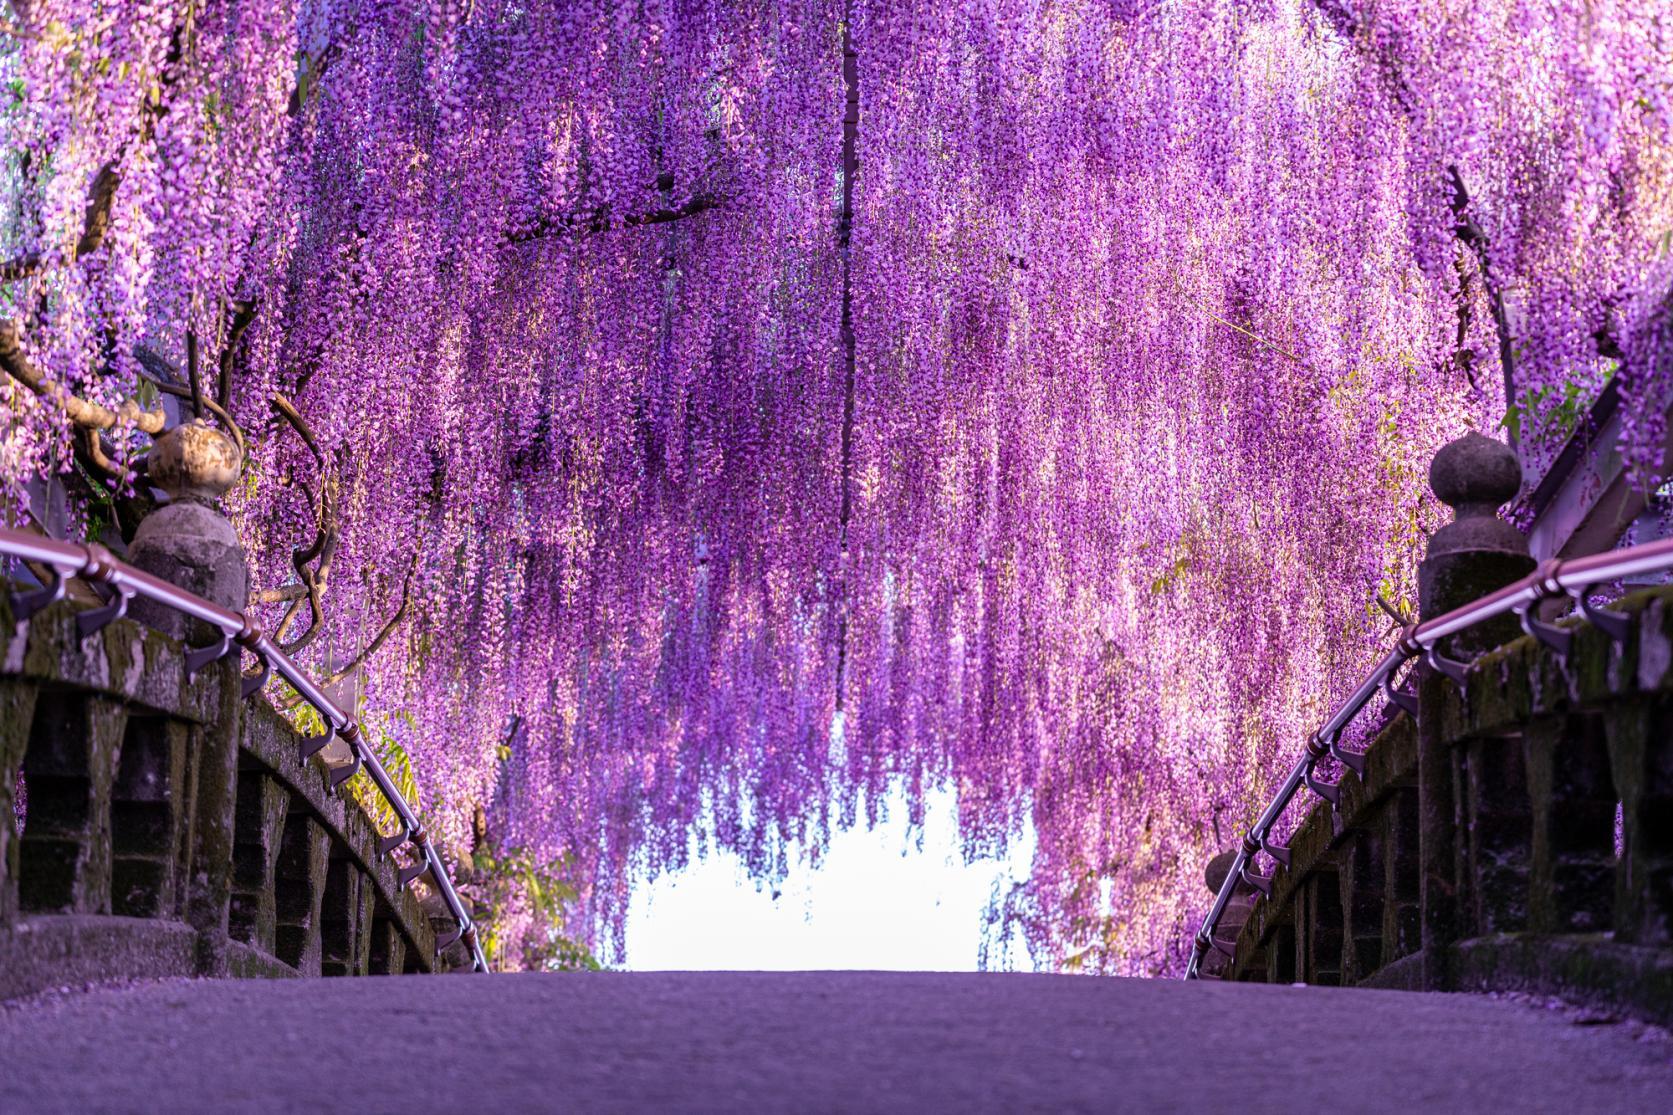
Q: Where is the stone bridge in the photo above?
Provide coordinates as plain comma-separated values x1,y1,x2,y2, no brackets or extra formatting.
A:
0,589,455,1000
1197,434,1673,1031
3,972,1673,1111
2,421,479,1001
3,433,1673,1110
1203,577,1673,1021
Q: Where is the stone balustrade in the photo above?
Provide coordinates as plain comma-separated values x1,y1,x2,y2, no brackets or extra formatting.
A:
1207,556,1673,1024
0,591,447,1000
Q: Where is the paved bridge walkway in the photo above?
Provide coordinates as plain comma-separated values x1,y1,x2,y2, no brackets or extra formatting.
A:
3,972,1671,1112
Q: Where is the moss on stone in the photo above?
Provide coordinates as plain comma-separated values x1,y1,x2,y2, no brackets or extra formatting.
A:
2,597,440,980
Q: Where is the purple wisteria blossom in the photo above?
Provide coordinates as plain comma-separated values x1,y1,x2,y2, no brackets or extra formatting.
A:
1,0,1668,971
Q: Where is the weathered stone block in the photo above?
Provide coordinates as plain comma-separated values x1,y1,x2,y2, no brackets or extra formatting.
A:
1604,699,1673,946
1639,599,1673,692
1361,715,1418,801
1303,865,1344,986
18,693,125,916
0,679,39,923
1464,734,1532,936
1461,645,1536,740
127,503,246,643
321,855,370,977
1452,935,1673,1030
0,914,198,1001
1380,786,1423,967
368,908,407,976
274,812,330,976
1267,918,1297,984
229,768,289,953
1524,714,1616,935
354,867,376,974
185,663,242,978
15,601,204,722
1341,822,1386,982
1567,623,1619,707
110,716,188,918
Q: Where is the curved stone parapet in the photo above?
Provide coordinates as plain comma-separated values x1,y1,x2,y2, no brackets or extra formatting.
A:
1214,581,1673,1026
1,592,445,1000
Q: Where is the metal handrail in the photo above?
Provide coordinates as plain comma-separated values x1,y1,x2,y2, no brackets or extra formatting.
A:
0,526,488,973
1185,534,1673,979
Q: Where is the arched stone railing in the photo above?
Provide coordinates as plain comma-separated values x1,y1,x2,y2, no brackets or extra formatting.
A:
1199,433,1673,1027
1,591,455,999
1212,582,1673,1026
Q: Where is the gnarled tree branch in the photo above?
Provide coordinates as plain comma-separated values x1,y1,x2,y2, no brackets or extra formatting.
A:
505,191,721,246
269,393,338,656
251,584,310,605
0,318,166,434
287,40,341,118
833,6,859,713
282,549,420,704
270,392,324,463
134,345,246,456
1448,165,1516,405
217,298,258,409
0,161,121,284
0,12,193,287
1447,246,1481,393
1310,2,1522,409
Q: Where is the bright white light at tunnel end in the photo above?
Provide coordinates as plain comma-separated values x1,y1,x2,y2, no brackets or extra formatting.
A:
624,780,1037,972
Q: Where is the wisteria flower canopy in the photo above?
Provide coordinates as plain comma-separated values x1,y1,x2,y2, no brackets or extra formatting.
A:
1,0,1669,969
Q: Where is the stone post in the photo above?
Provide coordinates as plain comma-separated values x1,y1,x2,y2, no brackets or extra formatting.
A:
126,419,247,978
0,680,38,925
1199,851,1254,977
127,420,247,640
1415,432,1532,990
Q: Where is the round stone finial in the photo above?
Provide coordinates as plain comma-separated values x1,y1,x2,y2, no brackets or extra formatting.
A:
1429,431,1521,512
1205,850,1237,894
1419,431,1533,628
129,420,247,637
146,420,242,505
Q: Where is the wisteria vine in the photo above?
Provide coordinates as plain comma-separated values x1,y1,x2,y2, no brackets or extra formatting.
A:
1,1,1669,972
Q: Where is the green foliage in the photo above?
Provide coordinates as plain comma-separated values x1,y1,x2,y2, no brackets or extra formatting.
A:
268,685,591,973
1148,554,1190,597
270,692,423,838
351,711,423,837
470,844,601,973
279,684,326,734
1501,370,1611,447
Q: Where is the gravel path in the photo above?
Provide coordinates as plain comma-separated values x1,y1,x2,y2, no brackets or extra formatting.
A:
2,971,1670,1113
